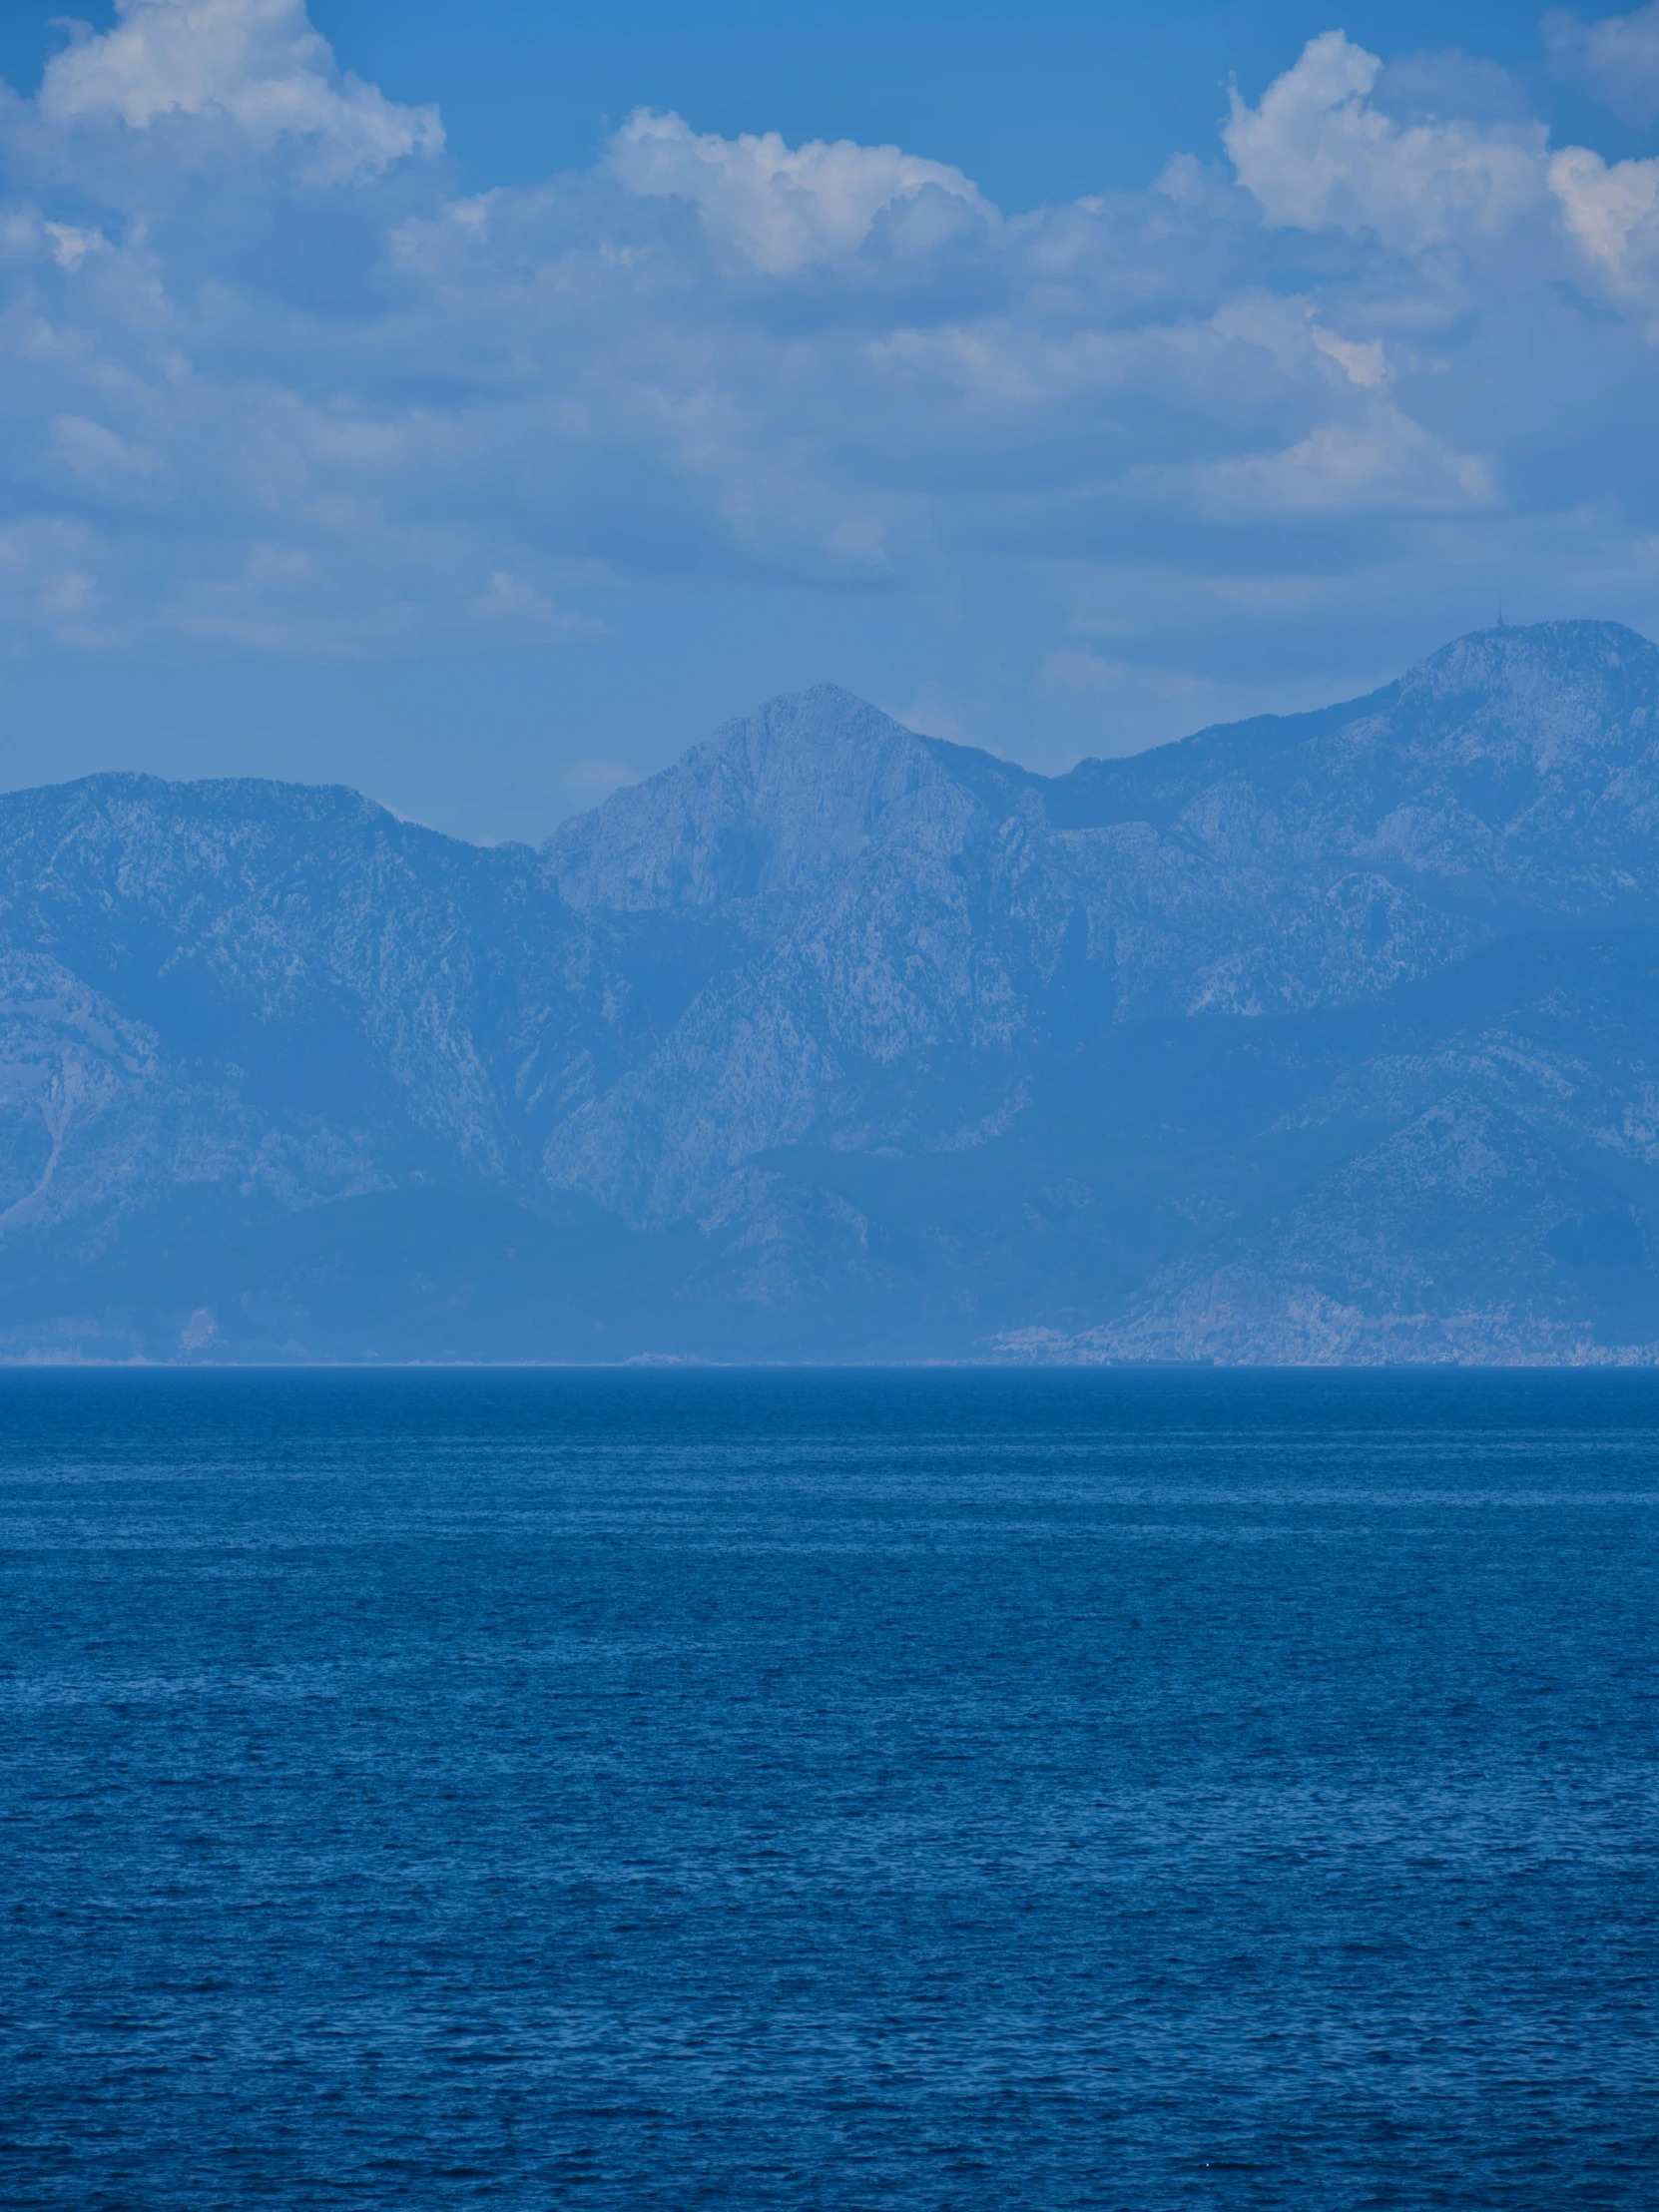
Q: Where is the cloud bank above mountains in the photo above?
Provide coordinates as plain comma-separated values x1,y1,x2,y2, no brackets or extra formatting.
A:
2,0,1658,785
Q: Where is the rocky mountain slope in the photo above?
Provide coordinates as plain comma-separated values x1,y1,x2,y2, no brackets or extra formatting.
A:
4,620,1659,1362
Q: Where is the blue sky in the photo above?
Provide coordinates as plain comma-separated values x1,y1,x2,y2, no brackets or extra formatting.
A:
1,0,1657,839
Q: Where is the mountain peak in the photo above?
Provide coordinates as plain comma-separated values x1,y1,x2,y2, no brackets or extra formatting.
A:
1404,618,1659,695
1383,619,1659,785
546,684,966,910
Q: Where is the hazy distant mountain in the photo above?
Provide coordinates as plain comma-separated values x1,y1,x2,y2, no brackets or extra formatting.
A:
6,619,1659,1363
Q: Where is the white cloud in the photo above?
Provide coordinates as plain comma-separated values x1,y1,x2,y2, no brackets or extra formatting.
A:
1308,321,1388,389
0,0,1655,724
1178,414,1496,517
1223,32,1659,320
605,107,989,273
1224,31,1549,251
38,0,442,182
41,222,109,272
1208,290,1390,391
472,570,608,640
0,518,116,645
49,412,161,483
1549,144,1659,309
1544,4,1659,126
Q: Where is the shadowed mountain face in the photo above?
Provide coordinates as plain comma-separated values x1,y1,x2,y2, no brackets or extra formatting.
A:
5,620,1659,1363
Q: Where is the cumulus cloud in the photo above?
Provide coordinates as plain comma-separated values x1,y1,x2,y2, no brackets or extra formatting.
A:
0,2,1656,749
1223,31,1659,312
604,108,989,274
1550,144,1659,309
1544,4,1659,126
37,0,441,181
1223,30,1550,249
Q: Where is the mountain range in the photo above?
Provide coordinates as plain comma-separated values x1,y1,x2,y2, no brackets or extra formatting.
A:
6,618,1659,1363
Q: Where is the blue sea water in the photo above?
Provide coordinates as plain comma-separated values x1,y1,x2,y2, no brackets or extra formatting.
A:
1,1369,1656,2210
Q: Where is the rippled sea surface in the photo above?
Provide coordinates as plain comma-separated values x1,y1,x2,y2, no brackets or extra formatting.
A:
2,1369,1657,2209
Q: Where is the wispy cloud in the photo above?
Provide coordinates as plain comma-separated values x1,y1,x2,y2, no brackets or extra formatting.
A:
1544,4,1659,126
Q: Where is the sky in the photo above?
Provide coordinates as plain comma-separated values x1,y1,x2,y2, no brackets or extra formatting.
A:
0,1,1657,841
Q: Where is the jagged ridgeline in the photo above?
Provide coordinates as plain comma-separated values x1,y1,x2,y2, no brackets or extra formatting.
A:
6,620,1659,1363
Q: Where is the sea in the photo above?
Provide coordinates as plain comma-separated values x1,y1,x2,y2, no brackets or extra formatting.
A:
1,1367,1655,2209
